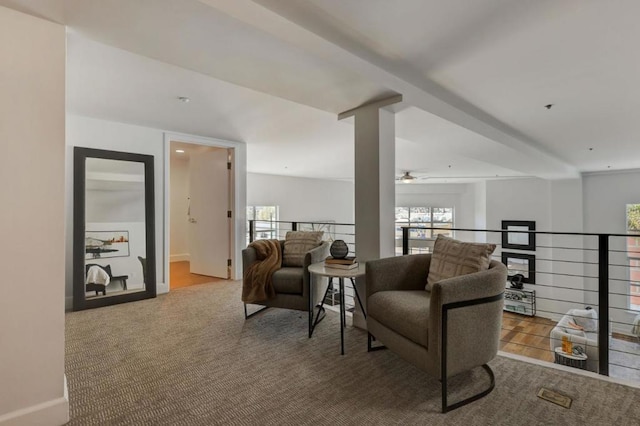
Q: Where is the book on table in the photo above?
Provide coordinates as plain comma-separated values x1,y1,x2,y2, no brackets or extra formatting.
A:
325,256,357,265
324,262,359,270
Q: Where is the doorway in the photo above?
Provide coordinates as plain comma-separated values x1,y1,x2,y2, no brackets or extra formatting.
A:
169,141,232,289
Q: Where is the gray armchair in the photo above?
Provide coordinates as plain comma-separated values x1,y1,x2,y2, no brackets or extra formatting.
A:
366,254,507,412
242,240,330,337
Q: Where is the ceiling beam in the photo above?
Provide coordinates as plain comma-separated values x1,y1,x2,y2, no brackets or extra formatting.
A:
338,94,403,120
200,0,578,179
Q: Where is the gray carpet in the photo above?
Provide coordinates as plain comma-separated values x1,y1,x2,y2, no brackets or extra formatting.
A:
610,338,640,382
65,281,640,425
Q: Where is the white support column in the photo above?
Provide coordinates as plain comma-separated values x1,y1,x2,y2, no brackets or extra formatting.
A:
340,95,401,329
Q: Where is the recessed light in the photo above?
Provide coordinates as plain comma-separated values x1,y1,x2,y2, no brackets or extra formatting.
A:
177,96,190,103
175,149,185,153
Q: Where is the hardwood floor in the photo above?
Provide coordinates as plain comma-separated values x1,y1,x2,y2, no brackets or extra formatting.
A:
170,261,225,289
500,312,556,363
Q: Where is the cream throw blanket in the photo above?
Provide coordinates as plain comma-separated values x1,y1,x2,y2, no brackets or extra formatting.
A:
242,239,282,303
86,265,110,286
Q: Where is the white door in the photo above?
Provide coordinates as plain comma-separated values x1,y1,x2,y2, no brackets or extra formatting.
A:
188,148,230,278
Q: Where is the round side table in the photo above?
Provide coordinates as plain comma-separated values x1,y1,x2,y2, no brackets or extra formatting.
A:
554,347,587,370
308,262,366,355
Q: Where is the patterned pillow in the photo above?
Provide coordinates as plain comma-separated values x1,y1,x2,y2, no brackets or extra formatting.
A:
426,235,496,291
282,231,324,267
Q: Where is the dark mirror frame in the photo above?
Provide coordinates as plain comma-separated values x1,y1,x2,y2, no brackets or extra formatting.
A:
73,147,156,311
501,220,536,251
501,251,536,285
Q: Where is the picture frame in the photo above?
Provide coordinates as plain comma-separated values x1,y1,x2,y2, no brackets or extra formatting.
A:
85,230,130,260
501,220,536,251
501,251,536,284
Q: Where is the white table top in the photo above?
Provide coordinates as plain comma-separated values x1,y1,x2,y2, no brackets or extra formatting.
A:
308,262,366,278
554,347,587,360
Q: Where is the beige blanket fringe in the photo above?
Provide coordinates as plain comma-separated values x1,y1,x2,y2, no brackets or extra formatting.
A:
242,239,282,303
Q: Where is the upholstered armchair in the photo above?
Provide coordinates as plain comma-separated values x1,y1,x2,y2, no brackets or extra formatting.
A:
242,239,330,337
366,253,507,412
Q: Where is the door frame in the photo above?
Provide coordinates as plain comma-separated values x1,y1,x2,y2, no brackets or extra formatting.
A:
162,132,247,293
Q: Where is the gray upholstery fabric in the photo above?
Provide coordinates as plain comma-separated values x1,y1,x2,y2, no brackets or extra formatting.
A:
368,316,430,374
242,240,330,313
368,290,430,347
272,267,304,294
366,254,507,379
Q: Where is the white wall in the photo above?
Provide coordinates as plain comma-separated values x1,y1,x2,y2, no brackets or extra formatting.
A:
583,170,640,331
246,177,481,247
485,178,587,321
473,181,487,239
396,182,476,241
86,188,146,223
66,116,248,301
247,173,355,250
0,6,68,425
65,115,166,303
248,173,355,223
170,156,190,260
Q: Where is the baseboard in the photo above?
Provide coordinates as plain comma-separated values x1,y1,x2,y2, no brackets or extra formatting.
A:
170,253,190,262
0,376,69,426
66,285,169,304
157,281,169,294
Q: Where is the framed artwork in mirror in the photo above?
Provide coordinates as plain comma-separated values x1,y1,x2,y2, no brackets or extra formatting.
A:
501,220,536,251
85,230,130,259
501,252,536,285
73,147,156,311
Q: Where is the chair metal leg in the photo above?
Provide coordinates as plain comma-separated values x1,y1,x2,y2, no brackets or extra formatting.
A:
244,303,268,319
441,364,495,413
440,293,503,413
350,277,366,319
367,333,386,352
309,278,332,337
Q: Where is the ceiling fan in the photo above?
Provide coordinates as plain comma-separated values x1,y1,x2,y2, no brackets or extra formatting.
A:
396,170,533,183
396,171,426,183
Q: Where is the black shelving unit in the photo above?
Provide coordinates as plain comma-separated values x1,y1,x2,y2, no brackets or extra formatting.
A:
504,288,536,316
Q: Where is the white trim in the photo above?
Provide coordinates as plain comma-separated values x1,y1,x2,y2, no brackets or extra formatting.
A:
0,376,69,425
163,132,246,290
157,281,168,295
170,253,190,262
582,168,640,177
498,351,640,390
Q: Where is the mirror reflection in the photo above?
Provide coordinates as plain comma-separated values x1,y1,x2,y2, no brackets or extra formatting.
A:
84,158,146,299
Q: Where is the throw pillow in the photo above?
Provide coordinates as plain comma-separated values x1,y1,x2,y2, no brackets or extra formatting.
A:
426,235,496,291
282,231,324,267
571,309,598,332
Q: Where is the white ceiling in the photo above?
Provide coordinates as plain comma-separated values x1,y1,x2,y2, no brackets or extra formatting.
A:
5,0,640,181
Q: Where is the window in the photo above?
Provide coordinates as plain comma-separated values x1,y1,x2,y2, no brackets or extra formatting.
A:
247,206,279,245
395,207,454,254
626,204,640,310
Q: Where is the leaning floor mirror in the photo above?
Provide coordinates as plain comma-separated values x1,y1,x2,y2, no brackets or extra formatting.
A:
73,147,156,311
